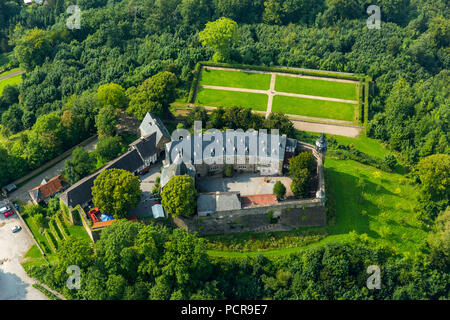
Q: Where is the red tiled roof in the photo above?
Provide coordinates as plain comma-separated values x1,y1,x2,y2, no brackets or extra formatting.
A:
241,194,278,208
29,175,68,203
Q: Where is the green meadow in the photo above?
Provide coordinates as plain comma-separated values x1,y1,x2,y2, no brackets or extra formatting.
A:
272,95,356,121
275,75,358,101
195,87,268,111
200,68,271,90
0,72,22,96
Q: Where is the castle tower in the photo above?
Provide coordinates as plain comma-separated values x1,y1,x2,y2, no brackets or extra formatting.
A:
315,133,327,156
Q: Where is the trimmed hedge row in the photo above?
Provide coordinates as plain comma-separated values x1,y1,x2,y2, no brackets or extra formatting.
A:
199,61,364,80
49,219,63,242
32,283,61,300
358,78,364,125
188,62,203,103
364,76,371,130
56,214,69,239
38,240,51,255
44,230,58,253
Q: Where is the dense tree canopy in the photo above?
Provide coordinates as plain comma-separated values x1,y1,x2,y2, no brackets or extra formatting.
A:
92,168,142,219
126,71,178,119
65,147,96,185
161,174,197,218
199,17,238,62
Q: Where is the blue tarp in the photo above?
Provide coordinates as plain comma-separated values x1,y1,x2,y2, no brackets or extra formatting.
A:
100,214,114,221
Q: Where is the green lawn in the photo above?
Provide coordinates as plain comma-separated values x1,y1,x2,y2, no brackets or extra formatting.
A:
0,73,22,96
275,75,358,101
272,95,356,121
200,68,271,90
196,88,268,111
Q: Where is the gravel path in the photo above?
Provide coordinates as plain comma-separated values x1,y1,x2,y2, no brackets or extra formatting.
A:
292,120,363,138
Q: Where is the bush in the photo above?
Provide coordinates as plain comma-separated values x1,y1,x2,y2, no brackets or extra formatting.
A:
223,164,234,177
273,181,286,200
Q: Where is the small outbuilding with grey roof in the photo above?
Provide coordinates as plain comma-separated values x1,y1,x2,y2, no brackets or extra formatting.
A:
197,192,242,216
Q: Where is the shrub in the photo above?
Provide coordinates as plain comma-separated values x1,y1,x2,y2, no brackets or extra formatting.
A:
273,181,286,200
223,164,234,178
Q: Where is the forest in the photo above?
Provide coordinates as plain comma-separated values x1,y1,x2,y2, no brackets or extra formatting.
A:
0,0,448,300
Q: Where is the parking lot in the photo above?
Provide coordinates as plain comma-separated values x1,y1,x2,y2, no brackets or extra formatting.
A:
0,200,47,300
197,173,294,197
129,163,161,218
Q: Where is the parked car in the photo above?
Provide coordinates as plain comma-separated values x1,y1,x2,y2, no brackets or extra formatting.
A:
0,206,11,215
11,225,21,233
4,210,14,218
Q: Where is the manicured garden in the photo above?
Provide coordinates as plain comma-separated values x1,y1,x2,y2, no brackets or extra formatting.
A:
275,75,358,101
200,68,271,90
195,87,268,111
272,95,356,121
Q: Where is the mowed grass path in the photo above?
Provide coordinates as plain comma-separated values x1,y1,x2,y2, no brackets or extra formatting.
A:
196,88,268,111
272,95,356,121
200,68,271,90
275,75,358,101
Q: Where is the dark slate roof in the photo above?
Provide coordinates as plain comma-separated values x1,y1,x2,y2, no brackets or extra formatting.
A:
166,131,287,165
60,149,145,208
139,113,171,144
197,194,217,215
106,149,144,172
161,153,196,188
60,172,99,208
197,192,241,215
130,132,157,161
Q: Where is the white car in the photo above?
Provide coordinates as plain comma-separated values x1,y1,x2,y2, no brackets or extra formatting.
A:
11,225,21,233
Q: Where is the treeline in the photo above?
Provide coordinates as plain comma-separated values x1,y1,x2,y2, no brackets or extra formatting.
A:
183,105,296,137
26,219,449,300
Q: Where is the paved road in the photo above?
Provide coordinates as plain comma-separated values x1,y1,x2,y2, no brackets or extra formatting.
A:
9,138,98,204
0,203,47,300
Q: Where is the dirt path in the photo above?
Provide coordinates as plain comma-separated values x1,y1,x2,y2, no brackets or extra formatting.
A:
0,70,24,82
266,74,276,118
199,84,358,104
292,120,363,138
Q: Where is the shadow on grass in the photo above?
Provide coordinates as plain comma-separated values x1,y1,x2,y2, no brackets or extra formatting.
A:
326,166,395,239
